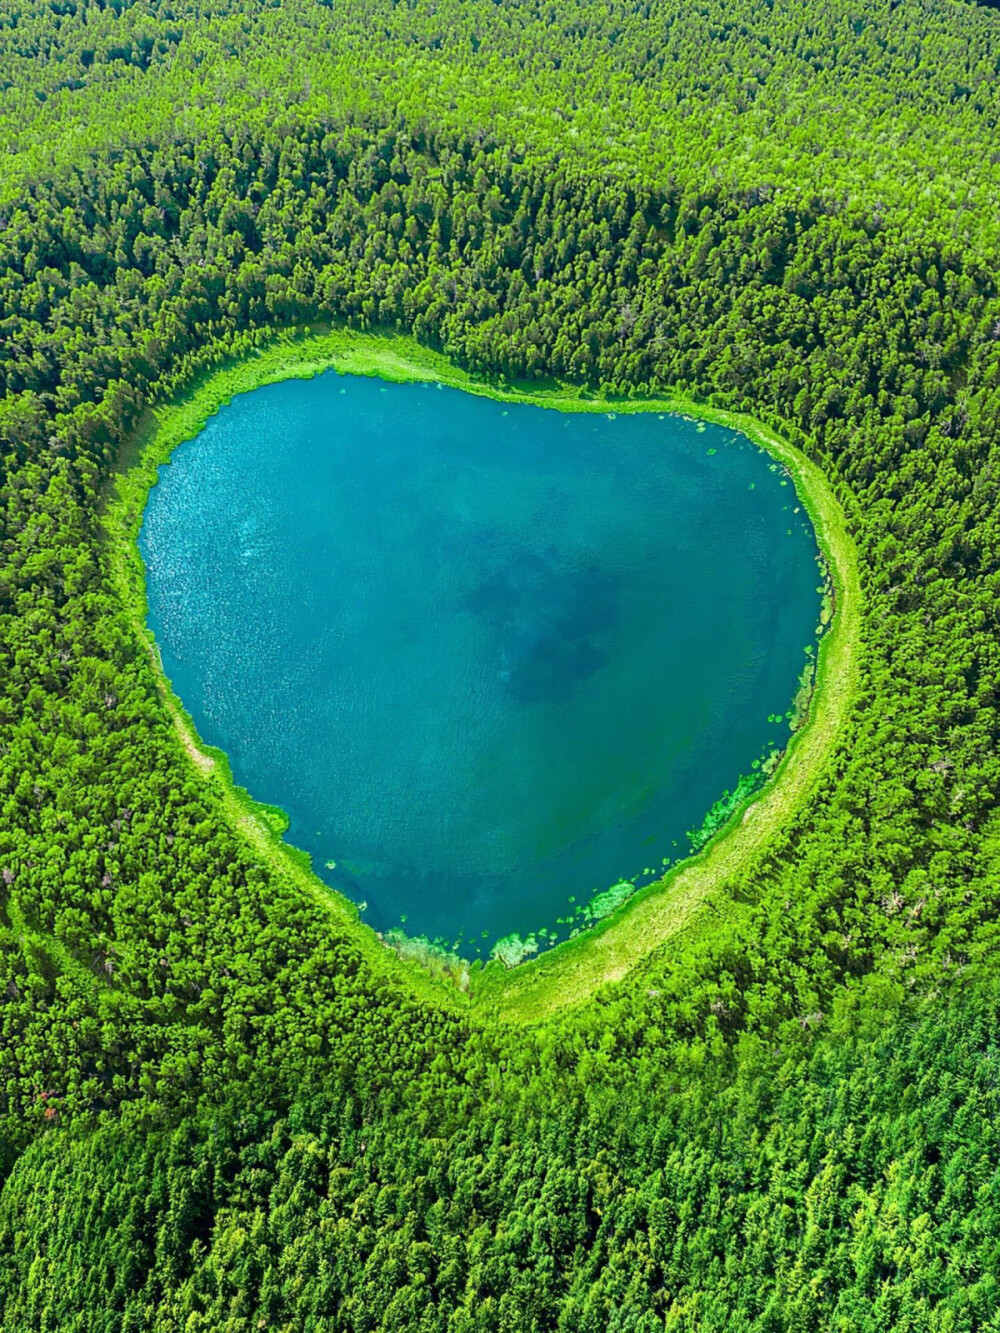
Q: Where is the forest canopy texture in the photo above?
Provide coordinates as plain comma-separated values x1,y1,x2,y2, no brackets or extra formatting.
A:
3,0,1000,1327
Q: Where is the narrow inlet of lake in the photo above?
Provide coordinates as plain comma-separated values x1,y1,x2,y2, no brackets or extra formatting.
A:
139,373,823,960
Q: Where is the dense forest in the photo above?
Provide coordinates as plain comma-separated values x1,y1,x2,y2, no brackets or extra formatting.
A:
3,0,1000,1326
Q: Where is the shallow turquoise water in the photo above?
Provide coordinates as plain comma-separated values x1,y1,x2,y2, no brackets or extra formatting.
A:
140,372,822,957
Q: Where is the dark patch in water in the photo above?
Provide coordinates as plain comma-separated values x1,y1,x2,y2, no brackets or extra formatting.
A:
466,548,619,703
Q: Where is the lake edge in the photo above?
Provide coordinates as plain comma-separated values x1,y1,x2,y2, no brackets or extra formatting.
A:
101,324,861,1012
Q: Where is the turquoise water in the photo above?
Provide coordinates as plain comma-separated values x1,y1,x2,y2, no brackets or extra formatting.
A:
140,372,823,958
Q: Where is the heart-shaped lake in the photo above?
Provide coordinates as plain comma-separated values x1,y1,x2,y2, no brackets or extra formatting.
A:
140,372,823,959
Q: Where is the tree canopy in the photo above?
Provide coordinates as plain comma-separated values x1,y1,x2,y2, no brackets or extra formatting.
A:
2,0,1000,1327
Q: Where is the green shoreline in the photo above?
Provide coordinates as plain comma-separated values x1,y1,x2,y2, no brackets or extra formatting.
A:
101,325,862,1023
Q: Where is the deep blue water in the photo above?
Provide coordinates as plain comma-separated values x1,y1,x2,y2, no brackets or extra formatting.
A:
140,372,822,956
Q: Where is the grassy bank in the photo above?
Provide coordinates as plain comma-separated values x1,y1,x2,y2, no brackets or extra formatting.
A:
103,325,862,1024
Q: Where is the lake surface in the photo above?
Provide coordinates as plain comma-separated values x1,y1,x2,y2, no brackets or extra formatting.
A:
140,372,823,958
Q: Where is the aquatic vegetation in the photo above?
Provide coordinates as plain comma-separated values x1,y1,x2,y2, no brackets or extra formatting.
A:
790,662,818,733
581,879,636,923
490,932,540,967
687,771,765,853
